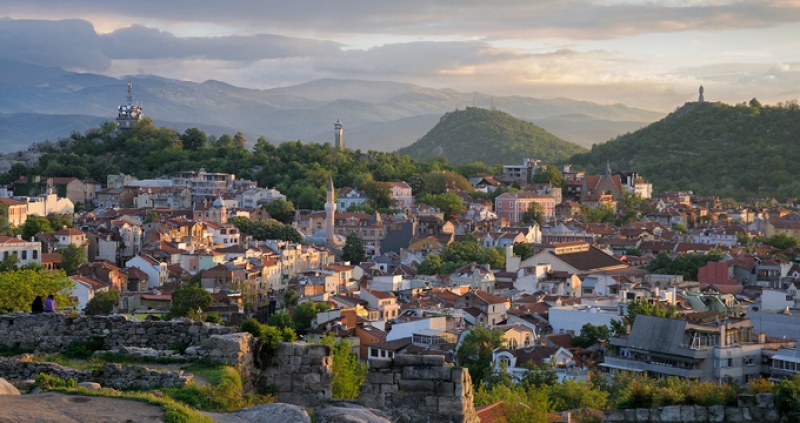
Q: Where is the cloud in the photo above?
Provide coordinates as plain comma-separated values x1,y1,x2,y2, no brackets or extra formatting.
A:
0,18,109,70
1,1,799,40
99,25,340,62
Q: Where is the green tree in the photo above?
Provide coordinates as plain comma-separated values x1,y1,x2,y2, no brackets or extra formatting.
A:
180,127,207,150
417,254,442,275
623,298,678,327
522,202,544,225
0,254,20,272
456,325,505,388
474,383,551,423
282,289,298,308
292,301,329,333
266,310,294,329
85,290,120,315
365,182,393,210
512,242,533,260
533,165,564,187
59,244,87,275
322,335,368,399
341,232,365,264
229,217,302,243
170,283,213,319
417,193,465,220
0,269,74,313
21,215,52,240
262,199,295,224
548,379,608,411
761,233,798,250
572,323,611,348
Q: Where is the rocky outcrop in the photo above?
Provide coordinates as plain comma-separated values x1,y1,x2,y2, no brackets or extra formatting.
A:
205,403,311,423
358,355,479,423
0,356,191,390
315,404,392,423
0,378,20,395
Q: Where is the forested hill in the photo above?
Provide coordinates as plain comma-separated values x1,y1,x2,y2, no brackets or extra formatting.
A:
570,100,800,200
0,120,471,210
397,107,587,165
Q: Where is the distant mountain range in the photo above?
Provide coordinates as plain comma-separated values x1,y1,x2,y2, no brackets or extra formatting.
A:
570,101,800,200
0,59,662,153
399,107,586,164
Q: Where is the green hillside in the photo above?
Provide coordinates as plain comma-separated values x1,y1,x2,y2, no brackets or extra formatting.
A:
571,101,800,200
397,107,587,164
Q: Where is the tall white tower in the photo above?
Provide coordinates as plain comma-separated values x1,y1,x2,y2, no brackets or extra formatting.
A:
334,119,344,151
325,176,336,246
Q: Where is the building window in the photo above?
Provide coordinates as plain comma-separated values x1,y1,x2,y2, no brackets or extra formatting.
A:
32,250,38,259
21,251,27,260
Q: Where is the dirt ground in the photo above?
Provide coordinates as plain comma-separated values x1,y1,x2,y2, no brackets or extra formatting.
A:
0,392,164,423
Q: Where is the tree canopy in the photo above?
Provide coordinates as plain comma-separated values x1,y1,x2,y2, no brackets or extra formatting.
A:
0,269,74,314
341,232,365,264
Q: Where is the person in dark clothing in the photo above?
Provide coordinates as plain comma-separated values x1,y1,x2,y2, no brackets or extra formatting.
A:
31,296,44,314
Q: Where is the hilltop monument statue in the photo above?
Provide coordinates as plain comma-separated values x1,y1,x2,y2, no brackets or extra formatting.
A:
698,85,705,103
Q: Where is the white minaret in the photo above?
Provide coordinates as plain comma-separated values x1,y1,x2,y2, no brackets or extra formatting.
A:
325,176,336,246
334,119,344,151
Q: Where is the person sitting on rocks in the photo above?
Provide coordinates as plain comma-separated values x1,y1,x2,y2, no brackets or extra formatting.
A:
44,295,56,313
31,296,44,314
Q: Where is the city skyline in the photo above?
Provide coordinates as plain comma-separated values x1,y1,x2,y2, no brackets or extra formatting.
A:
0,1,799,110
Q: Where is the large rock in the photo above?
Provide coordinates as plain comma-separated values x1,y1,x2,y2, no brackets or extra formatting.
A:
206,403,311,423
0,378,19,396
316,405,392,423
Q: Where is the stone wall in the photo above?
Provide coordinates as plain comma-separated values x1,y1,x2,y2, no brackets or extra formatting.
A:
0,314,233,352
257,341,333,406
604,393,781,423
358,355,479,423
0,356,191,390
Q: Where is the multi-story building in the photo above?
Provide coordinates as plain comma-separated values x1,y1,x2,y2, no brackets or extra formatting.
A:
337,187,368,211
494,191,557,224
173,169,236,204
0,236,41,266
603,313,794,385
501,158,540,182
380,182,413,210
0,197,27,228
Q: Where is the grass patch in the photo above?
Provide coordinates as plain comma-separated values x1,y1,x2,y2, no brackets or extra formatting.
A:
164,364,272,412
35,373,211,423
92,351,192,365
30,354,101,370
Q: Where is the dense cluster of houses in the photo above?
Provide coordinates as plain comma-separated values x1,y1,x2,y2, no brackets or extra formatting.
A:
2,159,800,386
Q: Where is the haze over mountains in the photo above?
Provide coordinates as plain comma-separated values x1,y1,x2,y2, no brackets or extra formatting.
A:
0,59,662,153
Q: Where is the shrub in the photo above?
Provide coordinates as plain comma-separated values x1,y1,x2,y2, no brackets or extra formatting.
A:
775,375,800,416
204,312,222,324
34,373,77,389
165,366,270,412
745,377,776,395
63,336,106,359
85,290,120,315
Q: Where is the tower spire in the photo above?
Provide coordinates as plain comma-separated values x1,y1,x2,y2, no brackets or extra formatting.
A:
325,176,336,246
605,160,611,176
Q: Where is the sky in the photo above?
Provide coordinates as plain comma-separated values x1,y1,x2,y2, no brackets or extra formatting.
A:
0,0,799,111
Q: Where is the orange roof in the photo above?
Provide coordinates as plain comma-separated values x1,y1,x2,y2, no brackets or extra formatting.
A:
0,236,31,244
0,198,25,206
